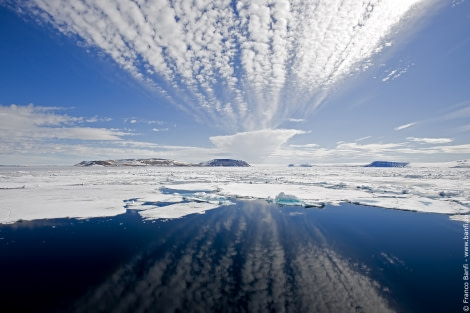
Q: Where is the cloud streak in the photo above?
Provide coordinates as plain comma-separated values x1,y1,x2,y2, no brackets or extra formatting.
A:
394,122,416,131
407,137,454,144
19,0,431,131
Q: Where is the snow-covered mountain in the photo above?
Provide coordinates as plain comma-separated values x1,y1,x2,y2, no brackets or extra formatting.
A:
75,158,251,167
75,158,194,167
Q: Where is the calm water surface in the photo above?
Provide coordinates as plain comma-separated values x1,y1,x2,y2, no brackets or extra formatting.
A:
0,201,462,313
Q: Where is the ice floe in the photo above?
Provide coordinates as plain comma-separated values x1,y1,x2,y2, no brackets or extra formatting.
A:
138,202,222,220
0,165,469,224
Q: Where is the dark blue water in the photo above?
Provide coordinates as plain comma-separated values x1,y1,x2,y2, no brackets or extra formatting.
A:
0,201,462,313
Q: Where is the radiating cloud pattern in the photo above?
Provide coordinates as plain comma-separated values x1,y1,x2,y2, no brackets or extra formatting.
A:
20,0,429,131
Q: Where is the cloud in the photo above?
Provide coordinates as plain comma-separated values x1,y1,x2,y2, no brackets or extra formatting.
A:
85,116,112,123
289,143,319,149
452,0,466,7
407,137,454,144
355,136,372,142
381,62,414,82
2,101,468,165
0,104,305,165
433,143,470,154
0,104,142,164
443,102,470,120
335,142,405,155
19,0,432,131
210,129,306,162
270,136,470,164
0,104,128,141
288,118,305,123
394,122,416,131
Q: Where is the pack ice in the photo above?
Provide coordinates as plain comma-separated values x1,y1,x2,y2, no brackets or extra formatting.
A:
0,164,469,224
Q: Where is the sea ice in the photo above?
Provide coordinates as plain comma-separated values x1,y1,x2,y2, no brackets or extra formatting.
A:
0,165,469,224
138,202,222,220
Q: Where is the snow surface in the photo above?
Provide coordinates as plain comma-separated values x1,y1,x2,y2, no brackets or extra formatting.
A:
0,165,469,224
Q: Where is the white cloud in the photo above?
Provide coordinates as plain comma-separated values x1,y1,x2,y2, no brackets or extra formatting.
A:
335,142,404,153
288,118,305,123
270,141,407,163
289,143,319,149
269,137,470,164
21,0,432,131
381,62,413,82
152,128,169,132
355,136,372,142
1,102,468,165
407,137,454,144
0,104,128,141
210,129,306,162
433,143,470,154
86,116,112,123
0,103,79,127
394,122,416,131
452,0,465,7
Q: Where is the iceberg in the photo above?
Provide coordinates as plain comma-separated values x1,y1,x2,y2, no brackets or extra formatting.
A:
273,192,304,206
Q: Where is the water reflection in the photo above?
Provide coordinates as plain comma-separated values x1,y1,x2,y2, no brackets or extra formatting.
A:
70,201,394,313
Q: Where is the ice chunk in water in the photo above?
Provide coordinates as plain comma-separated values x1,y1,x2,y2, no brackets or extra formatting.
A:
274,192,304,206
184,192,233,205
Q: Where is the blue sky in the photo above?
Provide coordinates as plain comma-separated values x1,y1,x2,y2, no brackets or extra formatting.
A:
0,0,469,165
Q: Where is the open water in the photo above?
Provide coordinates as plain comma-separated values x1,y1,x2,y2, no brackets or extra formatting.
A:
0,200,462,313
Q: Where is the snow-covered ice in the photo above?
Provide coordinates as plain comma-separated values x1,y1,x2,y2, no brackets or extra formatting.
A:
0,165,469,224
139,202,221,220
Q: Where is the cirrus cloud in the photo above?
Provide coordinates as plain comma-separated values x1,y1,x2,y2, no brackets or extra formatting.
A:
17,0,433,131
394,122,416,131
406,137,454,144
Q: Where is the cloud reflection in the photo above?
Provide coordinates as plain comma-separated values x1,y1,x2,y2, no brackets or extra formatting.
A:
69,201,393,313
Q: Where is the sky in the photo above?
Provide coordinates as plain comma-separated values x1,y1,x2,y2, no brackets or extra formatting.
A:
0,0,469,165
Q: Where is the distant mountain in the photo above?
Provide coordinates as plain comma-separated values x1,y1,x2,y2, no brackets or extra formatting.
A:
364,161,409,168
75,158,251,167
199,159,250,167
75,158,194,167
